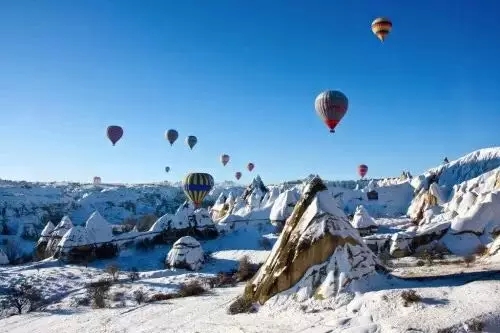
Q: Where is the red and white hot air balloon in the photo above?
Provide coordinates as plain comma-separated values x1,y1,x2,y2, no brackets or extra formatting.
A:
358,164,368,178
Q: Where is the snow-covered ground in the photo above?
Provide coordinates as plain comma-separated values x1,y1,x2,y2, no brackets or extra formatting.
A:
2,147,500,332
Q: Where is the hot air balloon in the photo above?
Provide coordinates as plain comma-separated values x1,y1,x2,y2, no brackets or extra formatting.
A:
235,172,242,180
93,176,102,185
186,135,197,150
371,17,392,42
165,129,179,146
247,162,255,172
165,166,170,173
182,172,214,208
221,154,230,166
106,125,123,146
358,164,368,178
314,90,348,133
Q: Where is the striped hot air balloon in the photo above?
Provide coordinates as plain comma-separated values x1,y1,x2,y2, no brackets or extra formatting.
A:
371,17,392,42
182,172,214,208
315,90,349,133
358,164,368,178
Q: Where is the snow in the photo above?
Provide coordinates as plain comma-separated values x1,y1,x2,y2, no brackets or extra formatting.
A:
84,211,113,244
2,147,500,332
351,205,376,229
52,216,74,237
166,236,204,271
269,188,300,223
57,226,92,251
38,221,55,243
148,213,174,232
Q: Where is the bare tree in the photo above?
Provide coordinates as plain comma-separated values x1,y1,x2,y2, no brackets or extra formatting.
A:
0,282,43,314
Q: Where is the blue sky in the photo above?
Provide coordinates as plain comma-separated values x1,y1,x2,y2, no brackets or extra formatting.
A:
0,0,499,184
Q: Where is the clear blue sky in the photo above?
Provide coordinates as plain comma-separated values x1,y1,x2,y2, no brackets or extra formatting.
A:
1,0,499,184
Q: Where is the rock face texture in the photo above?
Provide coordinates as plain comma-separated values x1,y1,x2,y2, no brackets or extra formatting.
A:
166,236,204,271
241,177,381,306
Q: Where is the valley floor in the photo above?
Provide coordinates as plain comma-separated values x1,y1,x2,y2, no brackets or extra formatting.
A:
2,266,500,333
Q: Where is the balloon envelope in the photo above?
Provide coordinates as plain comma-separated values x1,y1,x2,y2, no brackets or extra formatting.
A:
358,164,368,178
182,172,214,208
371,17,392,42
186,136,198,150
221,154,230,166
165,166,170,173
235,172,242,180
107,126,123,145
314,90,348,133
247,162,255,172
165,129,179,145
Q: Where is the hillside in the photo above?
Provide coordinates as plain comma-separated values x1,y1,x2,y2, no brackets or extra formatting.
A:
2,147,500,332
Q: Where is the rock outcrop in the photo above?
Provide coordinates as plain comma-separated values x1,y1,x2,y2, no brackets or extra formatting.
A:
269,189,300,229
0,248,8,265
351,205,377,236
239,176,381,307
166,236,204,271
45,215,74,256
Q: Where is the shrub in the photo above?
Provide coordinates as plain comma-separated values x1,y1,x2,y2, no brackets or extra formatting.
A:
0,282,44,314
177,280,206,297
474,244,488,256
111,291,125,302
137,214,158,232
133,289,146,305
465,318,484,331
106,264,120,281
86,278,112,309
149,293,177,302
259,237,272,250
135,238,155,251
128,267,140,282
235,256,260,282
463,254,475,267
228,296,254,315
401,289,421,307
4,240,22,263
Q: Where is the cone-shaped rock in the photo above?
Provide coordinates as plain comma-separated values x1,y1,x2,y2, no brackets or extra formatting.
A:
242,176,382,305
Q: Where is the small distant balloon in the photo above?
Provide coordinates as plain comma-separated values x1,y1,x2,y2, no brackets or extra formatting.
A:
371,17,392,42
165,129,179,145
93,176,102,185
315,90,348,133
221,154,230,166
182,172,214,208
358,164,368,178
186,135,198,150
235,172,242,180
106,125,124,146
247,162,255,172
165,166,170,173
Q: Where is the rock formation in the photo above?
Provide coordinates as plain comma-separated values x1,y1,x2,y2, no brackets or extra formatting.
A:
166,236,204,271
238,176,382,306
351,205,378,236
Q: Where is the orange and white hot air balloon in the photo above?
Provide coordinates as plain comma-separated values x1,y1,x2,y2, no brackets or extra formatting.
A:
371,17,392,42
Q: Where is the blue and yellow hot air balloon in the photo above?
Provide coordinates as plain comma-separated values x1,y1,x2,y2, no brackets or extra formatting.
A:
182,172,214,208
